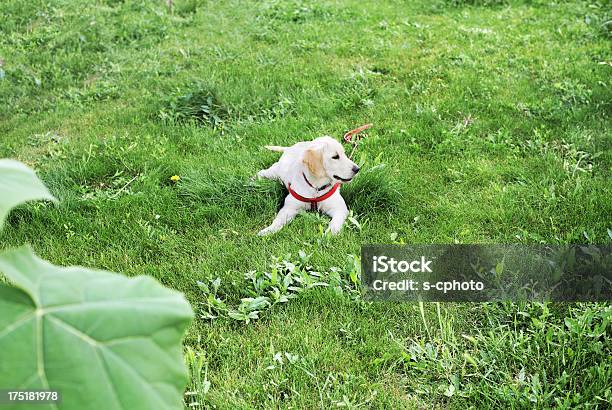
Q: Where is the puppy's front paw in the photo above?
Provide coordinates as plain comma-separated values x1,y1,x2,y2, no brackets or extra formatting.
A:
257,227,272,236
327,223,344,235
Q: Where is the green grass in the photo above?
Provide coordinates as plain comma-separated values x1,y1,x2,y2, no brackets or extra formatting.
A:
1,0,611,407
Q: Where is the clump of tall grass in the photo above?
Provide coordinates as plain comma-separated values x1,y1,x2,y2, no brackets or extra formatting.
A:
158,83,229,128
177,169,283,214
342,163,403,217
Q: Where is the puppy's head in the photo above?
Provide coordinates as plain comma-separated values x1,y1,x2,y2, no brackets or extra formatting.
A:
303,136,360,183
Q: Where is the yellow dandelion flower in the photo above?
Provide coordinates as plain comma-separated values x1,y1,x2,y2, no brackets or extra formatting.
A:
170,175,181,182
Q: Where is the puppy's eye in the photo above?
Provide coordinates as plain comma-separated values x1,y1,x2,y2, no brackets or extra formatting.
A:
332,154,340,160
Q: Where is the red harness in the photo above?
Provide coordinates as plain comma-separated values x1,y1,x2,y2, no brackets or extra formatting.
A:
287,173,340,212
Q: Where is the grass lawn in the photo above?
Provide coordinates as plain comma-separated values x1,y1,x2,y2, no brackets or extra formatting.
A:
1,0,611,408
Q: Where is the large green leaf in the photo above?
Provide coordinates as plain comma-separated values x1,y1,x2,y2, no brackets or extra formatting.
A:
0,246,193,410
0,159,56,229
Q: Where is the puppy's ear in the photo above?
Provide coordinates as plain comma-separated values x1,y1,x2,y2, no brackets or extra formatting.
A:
303,148,325,178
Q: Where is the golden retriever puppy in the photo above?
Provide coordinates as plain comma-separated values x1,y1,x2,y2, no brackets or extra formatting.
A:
257,136,360,236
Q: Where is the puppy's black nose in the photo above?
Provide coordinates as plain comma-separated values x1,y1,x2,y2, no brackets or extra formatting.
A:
352,165,360,174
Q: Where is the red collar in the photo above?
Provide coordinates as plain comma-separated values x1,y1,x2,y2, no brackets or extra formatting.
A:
287,174,340,211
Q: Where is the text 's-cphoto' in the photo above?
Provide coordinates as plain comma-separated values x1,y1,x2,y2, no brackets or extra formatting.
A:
0,0,610,409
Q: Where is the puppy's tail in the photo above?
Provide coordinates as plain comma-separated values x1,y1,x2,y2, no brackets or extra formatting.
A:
264,145,287,152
